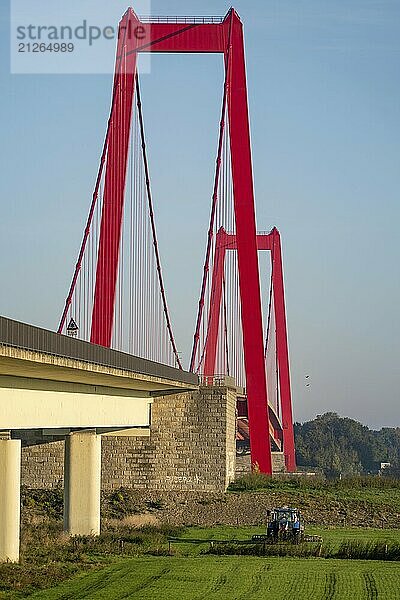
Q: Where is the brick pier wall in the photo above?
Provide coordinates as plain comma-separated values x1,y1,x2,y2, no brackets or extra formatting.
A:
235,452,286,477
20,384,237,493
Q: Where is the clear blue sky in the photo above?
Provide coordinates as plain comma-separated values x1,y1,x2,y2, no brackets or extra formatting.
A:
1,1,399,428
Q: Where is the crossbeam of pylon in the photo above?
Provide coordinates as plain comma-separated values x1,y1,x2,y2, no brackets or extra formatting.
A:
203,227,296,472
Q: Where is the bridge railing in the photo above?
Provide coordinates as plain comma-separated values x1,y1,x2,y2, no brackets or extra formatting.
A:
139,16,225,24
199,374,237,389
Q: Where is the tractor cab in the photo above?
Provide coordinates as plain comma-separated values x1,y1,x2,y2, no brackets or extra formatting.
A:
266,506,303,541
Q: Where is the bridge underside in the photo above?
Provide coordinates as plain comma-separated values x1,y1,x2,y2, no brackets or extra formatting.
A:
0,316,198,562
0,316,197,431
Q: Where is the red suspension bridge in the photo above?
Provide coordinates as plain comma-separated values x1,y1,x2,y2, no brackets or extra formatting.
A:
58,7,296,475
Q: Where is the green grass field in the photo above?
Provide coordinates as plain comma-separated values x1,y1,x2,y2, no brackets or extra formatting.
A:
175,525,400,552
2,524,400,598
2,478,399,598
25,527,400,599
28,555,400,599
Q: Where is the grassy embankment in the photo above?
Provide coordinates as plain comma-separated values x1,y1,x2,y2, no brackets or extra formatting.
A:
228,473,400,509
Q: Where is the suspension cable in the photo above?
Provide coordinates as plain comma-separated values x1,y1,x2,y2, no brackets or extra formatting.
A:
222,271,230,376
135,75,183,370
58,15,131,335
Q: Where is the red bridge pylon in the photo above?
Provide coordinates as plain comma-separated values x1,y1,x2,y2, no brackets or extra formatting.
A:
59,8,296,475
201,227,296,472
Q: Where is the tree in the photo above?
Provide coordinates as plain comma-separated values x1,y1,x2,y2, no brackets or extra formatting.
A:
294,413,399,476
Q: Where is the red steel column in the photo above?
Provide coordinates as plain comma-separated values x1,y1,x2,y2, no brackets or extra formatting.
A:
203,228,227,378
271,228,296,471
90,10,138,346
226,12,272,474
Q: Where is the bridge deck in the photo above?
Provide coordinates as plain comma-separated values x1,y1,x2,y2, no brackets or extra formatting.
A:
0,316,197,391
0,316,198,430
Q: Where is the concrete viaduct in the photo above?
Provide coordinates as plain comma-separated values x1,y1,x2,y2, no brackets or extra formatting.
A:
0,316,198,562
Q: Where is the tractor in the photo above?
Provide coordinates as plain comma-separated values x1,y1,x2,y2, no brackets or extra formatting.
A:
252,506,309,544
266,507,304,542
168,505,322,553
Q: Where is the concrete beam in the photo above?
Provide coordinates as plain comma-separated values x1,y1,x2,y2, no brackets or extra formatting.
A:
0,376,152,430
64,431,101,536
0,341,198,393
0,437,21,563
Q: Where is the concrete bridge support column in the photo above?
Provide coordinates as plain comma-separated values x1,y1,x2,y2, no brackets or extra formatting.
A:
0,435,21,563
63,430,101,536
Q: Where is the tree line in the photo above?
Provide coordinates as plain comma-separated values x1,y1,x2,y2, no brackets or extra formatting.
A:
294,412,400,477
